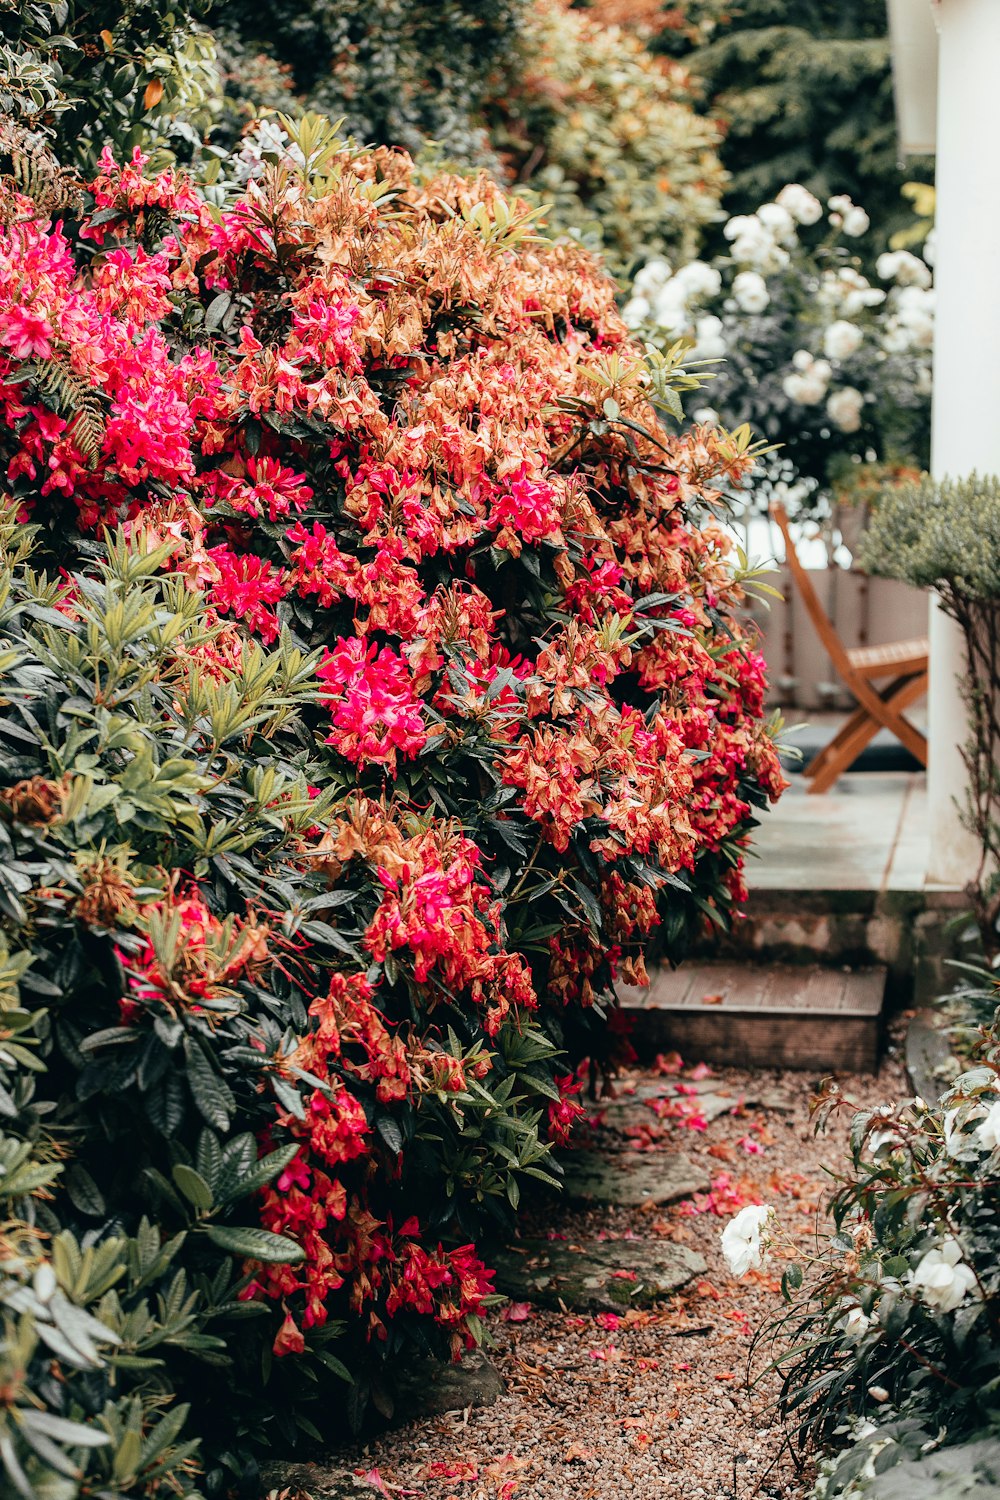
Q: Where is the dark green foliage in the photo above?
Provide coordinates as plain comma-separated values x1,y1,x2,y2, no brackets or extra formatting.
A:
209,0,526,161
0,0,212,169
0,523,357,1490
768,1027,1000,1495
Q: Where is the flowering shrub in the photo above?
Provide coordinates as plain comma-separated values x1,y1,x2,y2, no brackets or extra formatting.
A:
486,0,727,279
725,1018,1000,1497
624,185,934,516
0,130,781,1487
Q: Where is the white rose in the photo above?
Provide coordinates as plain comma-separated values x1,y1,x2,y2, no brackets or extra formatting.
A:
976,1099,1000,1151
731,236,789,273
893,288,935,348
840,1306,871,1341
721,1204,775,1277
843,287,886,318
692,406,720,427
823,320,863,361
732,270,770,314
882,323,910,354
876,250,932,288
776,183,823,225
826,386,864,433
692,313,726,360
651,284,690,334
622,295,651,329
783,368,828,405
674,260,722,300
909,1237,979,1313
723,214,759,242
876,250,901,282
757,201,796,242
782,373,809,402
633,257,672,296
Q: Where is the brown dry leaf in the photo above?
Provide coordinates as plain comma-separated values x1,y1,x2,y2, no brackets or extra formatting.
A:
701,992,723,1006
564,1442,596,1463
143,78,164,110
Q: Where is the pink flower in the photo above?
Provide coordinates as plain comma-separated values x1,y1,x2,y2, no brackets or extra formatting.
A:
0,307,54,360
318,637,428,772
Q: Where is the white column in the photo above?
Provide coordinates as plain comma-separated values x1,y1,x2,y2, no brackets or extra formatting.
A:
926,0,1000,886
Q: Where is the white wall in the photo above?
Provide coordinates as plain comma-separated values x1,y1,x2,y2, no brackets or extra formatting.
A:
927,0,1000,884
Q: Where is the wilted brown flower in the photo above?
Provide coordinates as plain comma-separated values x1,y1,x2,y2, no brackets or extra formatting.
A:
0,775,69,826
74,859,138,928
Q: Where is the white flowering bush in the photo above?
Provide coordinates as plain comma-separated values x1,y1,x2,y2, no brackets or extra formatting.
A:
752,1012,1000,1497
624,185,934,517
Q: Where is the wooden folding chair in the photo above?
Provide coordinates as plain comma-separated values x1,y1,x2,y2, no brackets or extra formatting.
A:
771,501,928,793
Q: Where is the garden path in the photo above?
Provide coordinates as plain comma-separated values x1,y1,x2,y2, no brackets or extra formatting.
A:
279,1035,908,1500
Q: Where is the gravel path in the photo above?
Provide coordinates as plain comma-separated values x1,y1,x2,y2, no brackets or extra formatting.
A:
331,1030,909,1500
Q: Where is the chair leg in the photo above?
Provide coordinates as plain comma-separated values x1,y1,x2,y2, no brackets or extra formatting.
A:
853,672,928,766
806,673,928,794
804,705,868,779
807,711,880,793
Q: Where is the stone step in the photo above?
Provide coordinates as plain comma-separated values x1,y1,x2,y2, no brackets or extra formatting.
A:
619,961,886,1073
695,885,965,1009
492,1236,706,1312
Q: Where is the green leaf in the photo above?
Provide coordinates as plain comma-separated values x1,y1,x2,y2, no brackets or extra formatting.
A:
172,1163,214,1212
204,291,232,333
219,1142,301,1204
113,1427,143,1484
19,1409,111,1448
183,1038,233,1131
202,1224,305,1264
64,1163,105,1217
375,1116,403,1154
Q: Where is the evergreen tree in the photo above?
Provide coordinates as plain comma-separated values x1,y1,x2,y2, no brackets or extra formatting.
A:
647,0,933,244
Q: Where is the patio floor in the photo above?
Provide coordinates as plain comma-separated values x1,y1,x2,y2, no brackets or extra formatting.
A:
748,770,930,894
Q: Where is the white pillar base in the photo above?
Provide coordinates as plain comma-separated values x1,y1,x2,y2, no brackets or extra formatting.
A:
926,598,976,887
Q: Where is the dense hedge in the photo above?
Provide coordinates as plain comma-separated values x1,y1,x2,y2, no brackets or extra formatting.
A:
0,130,782,1491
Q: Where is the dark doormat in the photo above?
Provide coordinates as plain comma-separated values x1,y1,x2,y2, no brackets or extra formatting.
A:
780,722,923,776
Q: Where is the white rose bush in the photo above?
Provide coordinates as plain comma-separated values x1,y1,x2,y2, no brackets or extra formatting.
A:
754,1035,1000,1498
624,186,934,519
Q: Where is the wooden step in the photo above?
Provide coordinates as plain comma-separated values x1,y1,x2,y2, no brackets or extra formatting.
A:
619,962,886,1073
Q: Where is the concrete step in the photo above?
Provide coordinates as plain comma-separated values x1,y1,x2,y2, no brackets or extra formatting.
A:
620,961,886,1073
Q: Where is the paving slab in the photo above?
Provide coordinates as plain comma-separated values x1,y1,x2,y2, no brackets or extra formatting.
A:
557,1148,708,1207
492,1236,706,1311
263,1465,374,1499
586,1078,760,1131
749,771,926,894
391,1349,503,1419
